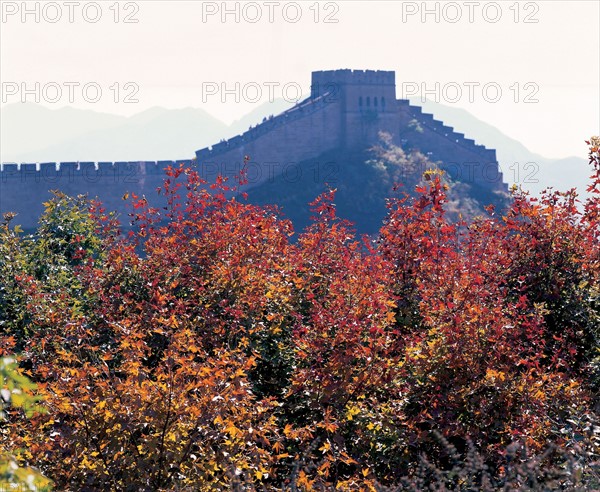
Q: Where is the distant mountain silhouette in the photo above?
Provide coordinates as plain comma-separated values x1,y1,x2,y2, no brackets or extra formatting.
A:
1,103,125,160
1,104,228,162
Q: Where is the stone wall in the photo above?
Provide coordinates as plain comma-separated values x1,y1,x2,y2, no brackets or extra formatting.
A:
0,161,191,230
195,90,342,186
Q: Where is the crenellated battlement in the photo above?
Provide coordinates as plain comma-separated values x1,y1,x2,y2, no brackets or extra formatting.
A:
0,160,194,230
0,160,194,182
311,69,395,88
396,99,498,161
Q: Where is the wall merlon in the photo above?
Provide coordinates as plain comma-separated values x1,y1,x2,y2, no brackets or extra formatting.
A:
59,162,78,174
21,164,37,173
111,162,128,175
40,163,58,175
156,161,175,175
98,163,115,176
79,162,96,172
141,162,157,175
0,166,17,185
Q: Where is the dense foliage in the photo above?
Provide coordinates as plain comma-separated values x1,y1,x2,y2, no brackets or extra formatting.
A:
0,357,52,490
1,140,599,490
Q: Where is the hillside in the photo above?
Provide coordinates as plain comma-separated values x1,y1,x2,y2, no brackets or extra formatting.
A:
244,142,510,236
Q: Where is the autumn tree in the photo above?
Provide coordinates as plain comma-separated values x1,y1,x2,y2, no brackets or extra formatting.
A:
1,140,598,490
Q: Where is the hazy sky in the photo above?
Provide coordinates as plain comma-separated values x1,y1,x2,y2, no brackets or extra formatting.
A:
1,0,599,159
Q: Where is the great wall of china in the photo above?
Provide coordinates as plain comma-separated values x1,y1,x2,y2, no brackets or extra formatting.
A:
0,69,508,230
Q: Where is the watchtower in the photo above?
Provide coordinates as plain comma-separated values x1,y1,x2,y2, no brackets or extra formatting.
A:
310,69,397,146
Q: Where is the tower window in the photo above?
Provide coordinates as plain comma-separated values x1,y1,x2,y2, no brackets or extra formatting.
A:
381,97,385,109
374,97,378,107
359,96,363,107
367,96,370,107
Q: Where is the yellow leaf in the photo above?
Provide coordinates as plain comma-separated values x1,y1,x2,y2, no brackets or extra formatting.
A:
225,423,242,438
345,404,360,421
319,441,331,453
